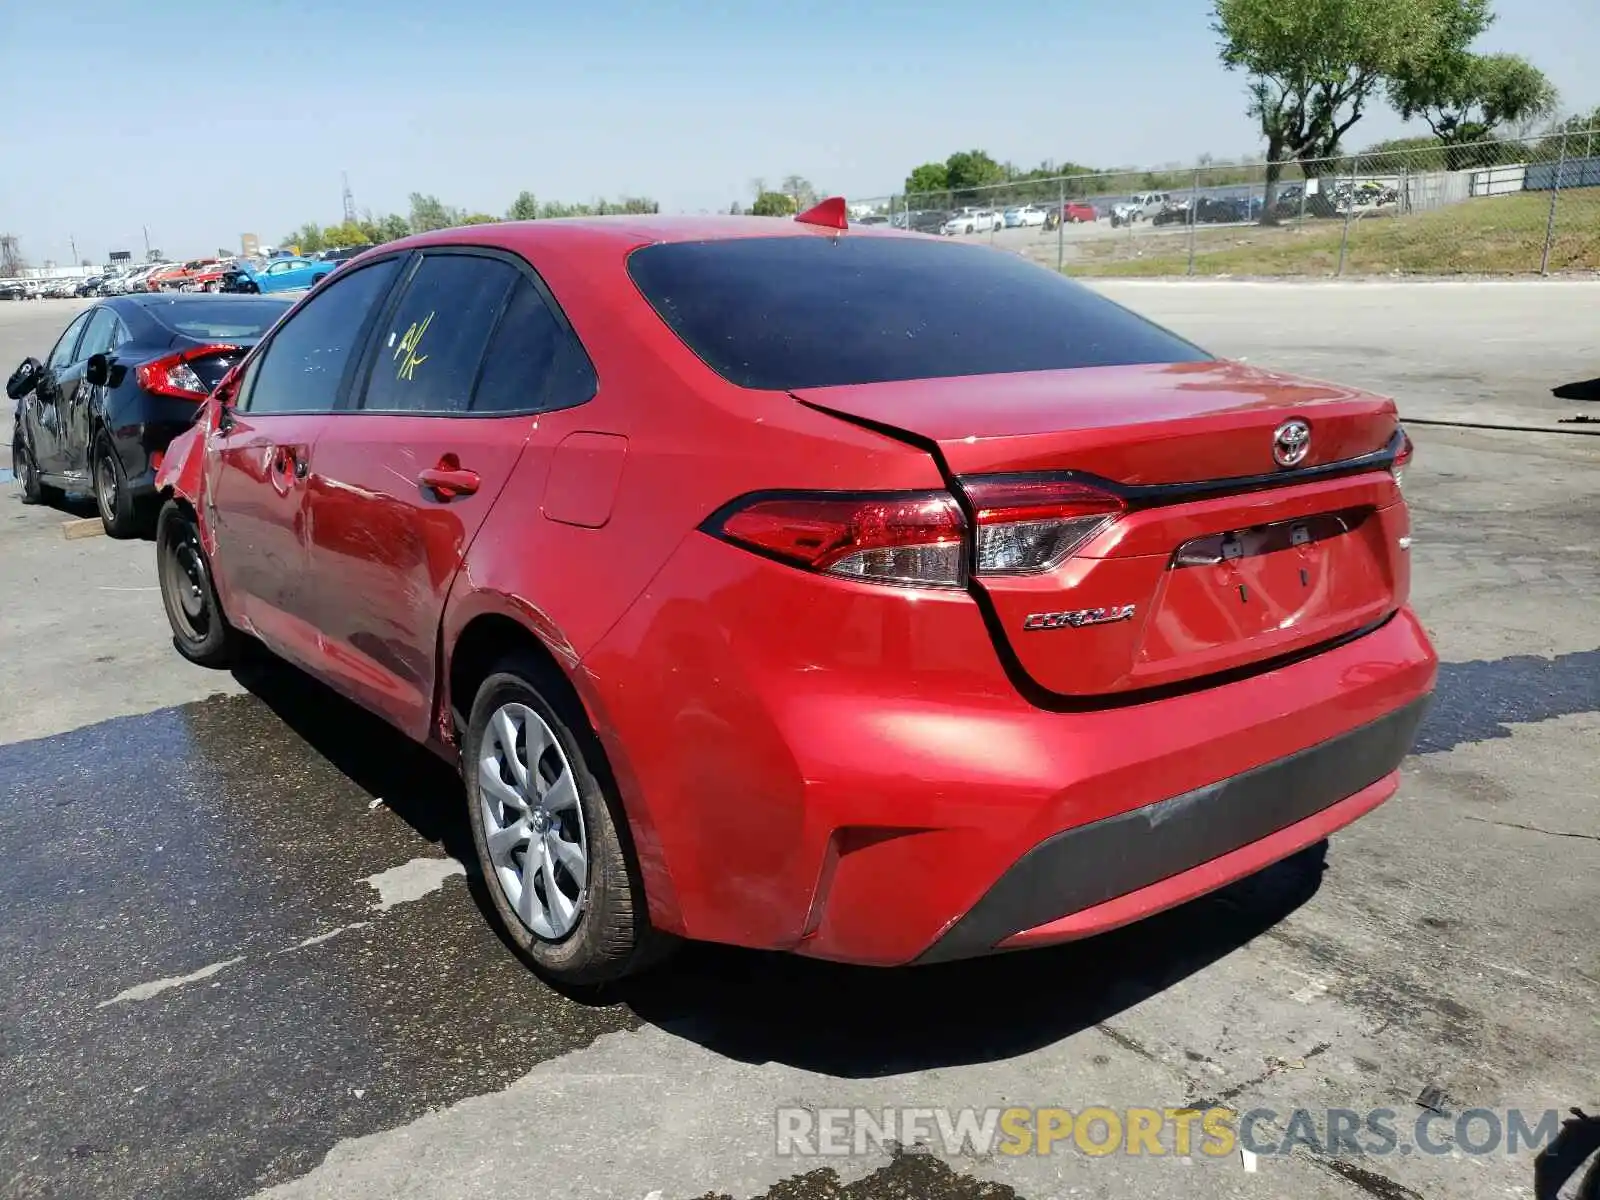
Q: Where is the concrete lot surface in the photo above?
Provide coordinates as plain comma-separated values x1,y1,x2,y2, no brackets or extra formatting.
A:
0,284,1596,1200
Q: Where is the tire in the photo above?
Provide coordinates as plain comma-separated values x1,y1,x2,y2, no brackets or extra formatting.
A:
157,499,239,667
13,426,42,503
93,431,145,538
12,422,61,506
463,658,669,986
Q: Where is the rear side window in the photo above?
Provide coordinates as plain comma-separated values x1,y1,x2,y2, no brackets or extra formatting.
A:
472,279,597,414
626,236,1210,390
242,258,401,414
360,254,517,415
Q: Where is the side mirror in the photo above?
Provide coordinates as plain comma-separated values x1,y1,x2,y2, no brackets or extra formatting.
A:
85,353,111,388
6,357,42,401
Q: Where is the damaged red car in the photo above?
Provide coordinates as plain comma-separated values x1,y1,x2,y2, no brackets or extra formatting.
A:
154,202,1436,984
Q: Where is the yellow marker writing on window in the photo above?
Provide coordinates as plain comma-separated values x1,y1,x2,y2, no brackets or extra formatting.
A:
394,311,434,381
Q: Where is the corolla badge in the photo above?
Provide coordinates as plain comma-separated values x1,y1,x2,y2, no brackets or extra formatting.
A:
1022,604,1136,632
1273,419,1312,468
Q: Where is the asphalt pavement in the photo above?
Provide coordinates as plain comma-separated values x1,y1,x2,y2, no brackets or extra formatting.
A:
0,285,1596,1200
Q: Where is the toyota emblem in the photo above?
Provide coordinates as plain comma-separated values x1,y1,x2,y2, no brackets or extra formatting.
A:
1272,419,1311,468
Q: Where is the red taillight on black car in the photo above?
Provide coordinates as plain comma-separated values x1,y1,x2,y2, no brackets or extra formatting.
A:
136,343,244,401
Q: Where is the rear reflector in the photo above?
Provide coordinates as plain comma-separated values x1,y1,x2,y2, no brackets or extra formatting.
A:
961,477,1125,574
712,492,966,587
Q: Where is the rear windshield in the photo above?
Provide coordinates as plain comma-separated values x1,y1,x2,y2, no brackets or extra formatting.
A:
147,298,292,340
626,236,1210,390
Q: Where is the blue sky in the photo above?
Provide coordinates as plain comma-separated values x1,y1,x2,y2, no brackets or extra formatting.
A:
1,0,1594,264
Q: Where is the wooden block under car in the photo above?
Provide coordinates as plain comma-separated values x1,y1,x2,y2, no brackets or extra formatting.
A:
61,518,104,541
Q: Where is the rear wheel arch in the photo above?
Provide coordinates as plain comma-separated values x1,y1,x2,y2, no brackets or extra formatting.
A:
445,611,679,935
448,613,586,736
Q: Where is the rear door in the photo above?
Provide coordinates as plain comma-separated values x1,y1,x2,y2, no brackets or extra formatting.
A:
303,249,597,739
206,256,403,666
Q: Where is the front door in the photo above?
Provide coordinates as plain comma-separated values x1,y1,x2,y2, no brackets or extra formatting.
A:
303,250,597,740
30,309,93,477
205,256,404,668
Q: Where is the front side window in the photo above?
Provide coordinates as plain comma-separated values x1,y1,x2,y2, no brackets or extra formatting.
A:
359,254,517,415
47,312,93,369
240,258,401,414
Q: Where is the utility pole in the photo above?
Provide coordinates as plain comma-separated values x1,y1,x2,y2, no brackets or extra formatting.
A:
342,172,357,226
143,225,151,260
69,235,78,265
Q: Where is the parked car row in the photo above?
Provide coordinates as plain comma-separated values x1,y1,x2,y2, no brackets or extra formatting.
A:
2,242,378,305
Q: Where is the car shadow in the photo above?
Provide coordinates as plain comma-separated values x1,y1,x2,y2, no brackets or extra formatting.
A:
228,646,1329,1078
1552,378,1600,402
613,843,1327,1077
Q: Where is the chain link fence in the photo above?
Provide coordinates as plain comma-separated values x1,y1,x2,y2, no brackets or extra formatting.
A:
862,128,1600,278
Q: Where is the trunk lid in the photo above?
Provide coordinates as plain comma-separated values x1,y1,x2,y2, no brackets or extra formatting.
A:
793,361,1409,696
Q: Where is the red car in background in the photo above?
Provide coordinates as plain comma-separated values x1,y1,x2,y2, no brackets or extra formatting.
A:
153,202,1435,985
190,260,232,292
146,258,219,291
1064,202,1099,223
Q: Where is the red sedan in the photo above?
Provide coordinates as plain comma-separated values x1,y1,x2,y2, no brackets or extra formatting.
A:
1064,201,1099,223
153,201,1436,984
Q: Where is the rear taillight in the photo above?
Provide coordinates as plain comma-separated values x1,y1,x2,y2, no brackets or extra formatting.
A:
1391,428,1414,492
136,344,241,401
712,492,966,588
961,476,1125,574
710,478,1126,589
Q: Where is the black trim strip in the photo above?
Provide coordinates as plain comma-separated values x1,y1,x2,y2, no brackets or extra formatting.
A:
956,428,1406,509
916,693,1430,964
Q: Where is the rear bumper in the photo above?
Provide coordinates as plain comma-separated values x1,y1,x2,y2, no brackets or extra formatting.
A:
583,535,1439,967
917,695,1427,963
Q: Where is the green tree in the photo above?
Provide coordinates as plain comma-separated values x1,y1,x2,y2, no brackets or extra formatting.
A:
375,213,411,243
1212,0,1481,219
780,175,817,211
943,150,1005,200
322,221,368,248
408,192,455,233
459,212,500,225
282,222,325,254
750,191,796,216
904,162,950,200
506,190,541,221
1361,134,1449,171
1390,51,1558,167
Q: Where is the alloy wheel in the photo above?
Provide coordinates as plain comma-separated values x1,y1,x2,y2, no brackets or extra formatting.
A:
478,702,588,940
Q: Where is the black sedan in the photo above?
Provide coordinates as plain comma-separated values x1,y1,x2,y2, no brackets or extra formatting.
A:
6,293,292,537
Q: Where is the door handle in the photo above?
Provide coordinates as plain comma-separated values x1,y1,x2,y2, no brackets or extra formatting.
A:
418,464,480,500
